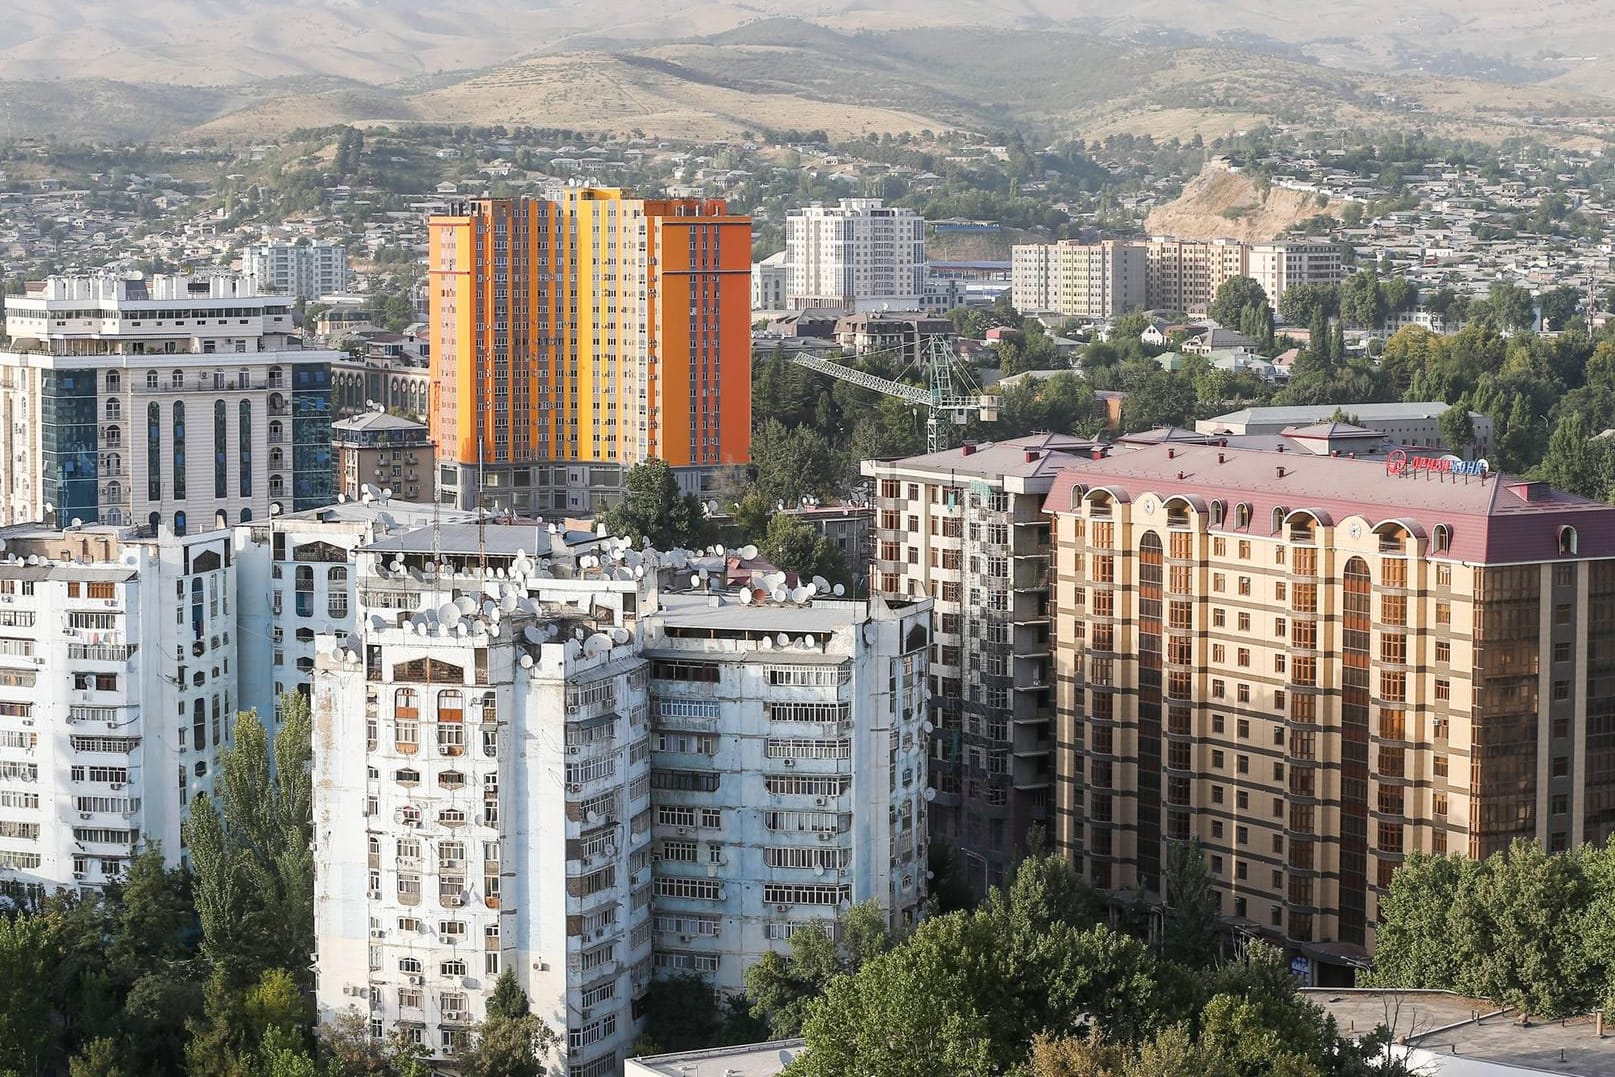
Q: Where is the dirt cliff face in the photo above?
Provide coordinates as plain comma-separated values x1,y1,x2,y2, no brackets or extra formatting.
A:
1145,160,1332,242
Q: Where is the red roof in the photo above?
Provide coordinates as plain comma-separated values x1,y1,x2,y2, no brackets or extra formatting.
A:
1042,443,1615,564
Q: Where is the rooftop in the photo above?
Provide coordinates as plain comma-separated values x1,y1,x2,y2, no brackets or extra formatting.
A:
1042,443,1615,563
866,433,1096,486
1203,401,1456,429
1305,991,1615,1076
625,1038,805,1077
655,591,868,635
330,411,430,436
363,521,603,559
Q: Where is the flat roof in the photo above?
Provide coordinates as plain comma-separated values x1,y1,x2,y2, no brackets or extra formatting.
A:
1205,402,1456,428
655,591,865,634
626,1038,805,1077
1305,991,1615,1076
363,522,602,558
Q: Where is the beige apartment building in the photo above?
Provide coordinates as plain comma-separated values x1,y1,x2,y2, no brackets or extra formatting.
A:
1010,240,1146,318
1044,444,1615,978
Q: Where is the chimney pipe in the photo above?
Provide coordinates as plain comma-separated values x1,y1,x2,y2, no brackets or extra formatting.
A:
1025,450,1040,463
1168,448,1176,459
961,442,976,456
1276,443,1286,453
1277,466,1287,479
1176,471,1185,480
1218,452,1226,464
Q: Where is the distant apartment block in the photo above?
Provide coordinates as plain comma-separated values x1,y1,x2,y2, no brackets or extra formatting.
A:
243,242,350,301
1011,240,1146,318
752,252,789,310
1143,236,1248,316
331,412,436,504
1248,242,1345,312
785,199,924,312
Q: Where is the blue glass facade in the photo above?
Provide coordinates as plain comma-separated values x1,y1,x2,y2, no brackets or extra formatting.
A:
290,363,333,511
40,370,99,523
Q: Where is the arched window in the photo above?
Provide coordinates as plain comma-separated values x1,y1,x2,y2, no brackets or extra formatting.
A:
239,401,253,498
1235,502,1252,529
214,401,227,498
1271,506,1287,533
1210,499,1226,526
174,510,187,537
104,480,122,503
145,370,158,390
269,420,283,443
1432,524,1452,554
104,399,121,420
171,370,184,390
103,452,121,475
240,507,253,523
172,402,186,499
146,403,162,502
1560,526,1578,556
270,447,285,469
328,566,349,619
103,425,121,448
105,371,120,392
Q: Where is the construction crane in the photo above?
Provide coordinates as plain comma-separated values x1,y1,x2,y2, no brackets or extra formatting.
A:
786,333,998,453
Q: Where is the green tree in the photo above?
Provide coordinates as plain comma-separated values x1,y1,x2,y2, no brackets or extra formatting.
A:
1439,400,1476,454
1367,853,1475,994
69,1038,127,1077
1478,282,1535,332
1209,277,1271,330
599,459,709,550
750,419,848,507
1160,840,1219,969
748,901,896,1038
1338,270,1387,329
456,970,557,1077
757,512,847,586
0,914,64,1074
1278,283,1338,328
1539,285,1582,332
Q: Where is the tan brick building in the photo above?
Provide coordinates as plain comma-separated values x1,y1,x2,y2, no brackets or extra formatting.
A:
1043,443,1615,977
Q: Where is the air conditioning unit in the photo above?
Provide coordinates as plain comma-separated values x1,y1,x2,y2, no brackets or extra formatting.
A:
79,811,91,820
677,826,689,835
775,904,787,913
818,832,832,842
369,928,386,939
679,934,692,943
567,745,580,755
110,782,123,790
72,870,85,879
104,599,118,608
566,783,582,794
783,758,796,768
439,934,456,946
407,975,423,986
443,895,463,907
442,1010,467,1023
814,797,827,807
438,746,451,755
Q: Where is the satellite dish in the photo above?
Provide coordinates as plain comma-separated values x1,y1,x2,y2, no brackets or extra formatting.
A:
573,627,585,641
739,589,753,605
776,632,790,648
524,625,546,644
689,574,702,588
70,517,82,528
832,583,846,596
739,544,759,560
812,575,829,591
814,864,825,877
437,602,459,625
790,586,810,604
455,596,478,615
610,627,630,644
771,587,787,603
519,654,534,669
922,720,935,734
923,788,938,802
380,487,393,501
565,640,582,659
500,592,518,612
760,637,773,650
585,811,602,826
414,621,428,636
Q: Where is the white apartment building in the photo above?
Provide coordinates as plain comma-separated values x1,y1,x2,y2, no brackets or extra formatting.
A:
313,530,931,1071
785,199,924,312
314,547,651,1074
1011,240,1146,318
1248,241,1345,313
641,591,931,992
0,273,343,530
751,252,789,311
0,524,237,893
231,499,478,726
863,434,1088,896
243,242,350,301
1143,236,1249,315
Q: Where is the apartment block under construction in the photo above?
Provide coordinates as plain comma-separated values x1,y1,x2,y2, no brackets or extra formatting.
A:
1043,443,1615,979
428,190,752,514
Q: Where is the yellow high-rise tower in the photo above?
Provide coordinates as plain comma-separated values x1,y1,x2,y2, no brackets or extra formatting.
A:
429,190,751,514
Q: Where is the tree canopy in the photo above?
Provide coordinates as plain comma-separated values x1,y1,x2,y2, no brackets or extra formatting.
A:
599,459,709,551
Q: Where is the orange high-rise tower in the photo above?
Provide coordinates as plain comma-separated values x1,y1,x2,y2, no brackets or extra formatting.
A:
429,189,751,513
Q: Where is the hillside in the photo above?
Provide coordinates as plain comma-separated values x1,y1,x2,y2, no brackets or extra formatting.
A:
1146,160,1333,243
3,9,1615,145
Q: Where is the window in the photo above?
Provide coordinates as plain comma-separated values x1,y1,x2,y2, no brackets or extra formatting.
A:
1436,640,1451,663
1238,576,1251,596
1436,602,1452,626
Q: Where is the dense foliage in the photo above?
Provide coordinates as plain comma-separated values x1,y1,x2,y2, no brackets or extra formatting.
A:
1368,840,1615,1019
